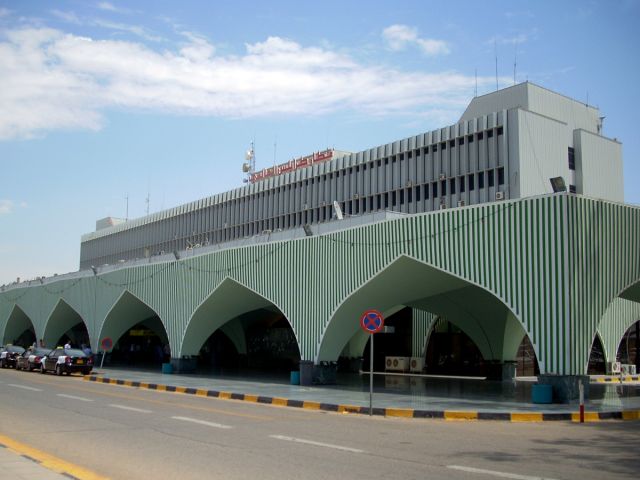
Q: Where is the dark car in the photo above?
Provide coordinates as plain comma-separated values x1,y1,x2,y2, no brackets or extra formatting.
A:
0,345,26,368
41,347,93,375
16,347,51,371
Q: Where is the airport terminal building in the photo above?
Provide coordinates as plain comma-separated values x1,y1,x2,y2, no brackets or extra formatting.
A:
1,83,638,390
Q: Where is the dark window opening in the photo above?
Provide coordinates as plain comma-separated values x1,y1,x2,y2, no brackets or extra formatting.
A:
432,183,438,198
497,126,504,135
488,130,494,138
478,172,485,189
468,135,474,143
433,144,438,152
488,170,495,187
423,147,429,155
385,158,389,165
459,177,466,193
377,159,382,167
441,142,447,150
400,190,405,205
408,151,413,159
459,137,465,145
568,147,575,170
377,195,381,210
408,188,412,203
569,184,576,193
449,140,455,148
416,185,421,202
498,167,505,185
441,180,447,196
424,184,430,199
392,191,397,206
468,174,475,191
450,178,456,194
478,132,484,140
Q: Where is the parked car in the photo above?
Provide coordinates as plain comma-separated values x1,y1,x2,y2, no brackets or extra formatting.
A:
40,347,93,375
0,345,26,368
16,347,51,371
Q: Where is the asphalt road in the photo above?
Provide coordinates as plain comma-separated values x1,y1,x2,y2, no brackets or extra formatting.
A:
1,368,639,480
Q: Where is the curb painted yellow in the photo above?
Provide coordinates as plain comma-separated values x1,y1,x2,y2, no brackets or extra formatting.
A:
622,410,640,420
386,408,414,418
571,412,599,422
83,376,640,422
444,411,478,421
510,413,544,422
0,433,108,480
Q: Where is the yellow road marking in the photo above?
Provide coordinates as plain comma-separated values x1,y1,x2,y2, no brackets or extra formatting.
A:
11,373,273,422
0,433,108,480
622,410,640,420
272,397,288,406
302,401,321,410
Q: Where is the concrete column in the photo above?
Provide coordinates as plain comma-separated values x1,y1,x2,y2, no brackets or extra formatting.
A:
170,356,197,374
486,361,516,381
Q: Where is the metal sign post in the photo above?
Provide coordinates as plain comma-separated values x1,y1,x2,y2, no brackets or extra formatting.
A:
360,309,385,416
99,337,113,369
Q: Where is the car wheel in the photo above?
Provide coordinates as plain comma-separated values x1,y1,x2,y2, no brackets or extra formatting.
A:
56,365,63,376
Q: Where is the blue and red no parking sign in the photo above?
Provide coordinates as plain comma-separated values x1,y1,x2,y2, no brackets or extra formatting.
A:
360,309,385,334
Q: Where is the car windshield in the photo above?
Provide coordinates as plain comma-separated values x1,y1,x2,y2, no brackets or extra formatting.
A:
65,349,86,357
8,346,25,354
33,348,51,356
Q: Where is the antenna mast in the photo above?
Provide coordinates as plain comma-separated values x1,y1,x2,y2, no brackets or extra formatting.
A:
513,43,517,85
475,68,478,97
242,141,256,183
494,39,499,91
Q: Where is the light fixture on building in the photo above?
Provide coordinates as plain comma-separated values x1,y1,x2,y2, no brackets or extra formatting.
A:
550,177,567,193
303,224,313,237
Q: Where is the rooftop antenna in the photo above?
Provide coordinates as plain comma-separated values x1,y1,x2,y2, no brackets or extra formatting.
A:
494,39,499,91
125,193,129,220
513,43,517,85
242,140,256,183
474,68,478,97
145,192,150,215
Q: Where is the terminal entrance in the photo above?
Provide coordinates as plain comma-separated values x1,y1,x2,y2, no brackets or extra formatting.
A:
109,318,169,367
196,308,300,375
55,322,90,351
617,320,639,369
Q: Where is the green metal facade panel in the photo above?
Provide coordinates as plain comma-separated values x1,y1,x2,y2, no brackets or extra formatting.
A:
1,194,639,375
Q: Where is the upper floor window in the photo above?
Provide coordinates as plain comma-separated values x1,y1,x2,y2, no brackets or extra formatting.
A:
568,147,575,170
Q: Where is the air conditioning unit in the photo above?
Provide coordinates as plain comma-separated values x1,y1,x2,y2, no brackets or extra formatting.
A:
385,356,410,372
439,203,446,210
410,357,424,373
607,361,621,374
457,200,465,207
439,173,446,180
621,364,637,375
495,191,505,200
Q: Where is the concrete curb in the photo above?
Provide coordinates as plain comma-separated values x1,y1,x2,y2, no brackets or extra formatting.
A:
595,376,639,383
83,375,640,422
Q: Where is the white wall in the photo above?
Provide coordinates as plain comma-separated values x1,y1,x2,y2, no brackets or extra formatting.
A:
515,109,570,198
574,130,623,202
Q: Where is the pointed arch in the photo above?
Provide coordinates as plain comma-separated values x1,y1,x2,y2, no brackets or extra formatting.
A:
42,299,89,348
316,255,530,367
2,305,36,346
180,277,299,358
98,290,168,349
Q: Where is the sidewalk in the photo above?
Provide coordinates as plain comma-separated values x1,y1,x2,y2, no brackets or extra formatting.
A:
0,446,70,480
85,368,640,421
